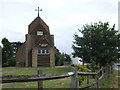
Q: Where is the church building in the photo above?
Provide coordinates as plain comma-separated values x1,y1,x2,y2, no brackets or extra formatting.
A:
16,7,55,67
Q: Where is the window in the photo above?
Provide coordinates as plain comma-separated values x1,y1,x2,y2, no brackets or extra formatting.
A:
38,49,50,54
42,50,45,54
37,31,43,35
38,50,41,54
46,49,49,54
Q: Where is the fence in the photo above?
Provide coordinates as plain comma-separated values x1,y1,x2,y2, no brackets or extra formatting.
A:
1,65,113,89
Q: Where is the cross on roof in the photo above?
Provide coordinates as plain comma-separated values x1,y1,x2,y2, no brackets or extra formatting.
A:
35,7,42,17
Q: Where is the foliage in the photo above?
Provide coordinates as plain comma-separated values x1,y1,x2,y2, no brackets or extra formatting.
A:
55,52,64,66
64,53,72,65
74,65,89,85
11,41,23,51
7,57,16,66
1,38,15,67
89,61,100,72
55,50,72,66
72,22,119,67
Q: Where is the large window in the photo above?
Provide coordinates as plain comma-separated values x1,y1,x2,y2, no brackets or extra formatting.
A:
38,49,50,54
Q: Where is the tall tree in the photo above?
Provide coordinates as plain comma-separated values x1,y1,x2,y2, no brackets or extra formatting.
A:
72,22,119,67
63,53,72,65
55,52,64,66
55,50,72,66
2,38,14,67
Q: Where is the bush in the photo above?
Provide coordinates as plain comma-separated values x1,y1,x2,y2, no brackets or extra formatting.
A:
8,57,16,66
90,61,100,72
74,65,89,85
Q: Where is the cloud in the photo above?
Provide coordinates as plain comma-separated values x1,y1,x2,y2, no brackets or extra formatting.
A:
0,0,119,53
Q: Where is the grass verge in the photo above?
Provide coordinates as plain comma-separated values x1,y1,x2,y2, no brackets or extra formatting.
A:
101,70,119,88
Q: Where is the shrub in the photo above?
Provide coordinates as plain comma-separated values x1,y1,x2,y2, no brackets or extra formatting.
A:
90,61,100,72
74,65,89,85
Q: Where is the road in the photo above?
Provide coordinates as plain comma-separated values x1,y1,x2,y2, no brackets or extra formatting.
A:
113,63,120,70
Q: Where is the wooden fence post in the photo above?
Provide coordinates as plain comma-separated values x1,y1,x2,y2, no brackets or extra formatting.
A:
117,64,120,89
104,67,107,80
95,73,99,88
111,65,113,73
101,68,104,86
106,66,109,79
87,75,89,85
71,67,79,88
103,67,105,80
38,70,43,89
110,65,113,73
87,75,89,89
98,68,101,88
108,66,110,75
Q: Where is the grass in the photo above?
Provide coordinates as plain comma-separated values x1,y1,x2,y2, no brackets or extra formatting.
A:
2,78,71,88
101,70,119,88
80,76,95,87
2,66,71,75
109,70,120,88
2,66,71,88
79,70,120,89
3,66,119,88
2,67,19,71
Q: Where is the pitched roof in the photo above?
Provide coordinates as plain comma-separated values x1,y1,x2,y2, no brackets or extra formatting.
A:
28,17,50,34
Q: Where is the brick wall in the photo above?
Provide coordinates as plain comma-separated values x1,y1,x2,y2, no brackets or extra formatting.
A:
50,47,55,67
32,48,37,67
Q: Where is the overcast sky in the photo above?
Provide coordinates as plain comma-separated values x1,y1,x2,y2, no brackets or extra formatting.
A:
0,0,119,54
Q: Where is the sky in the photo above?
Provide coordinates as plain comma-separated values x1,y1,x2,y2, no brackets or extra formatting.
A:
0,0,119,54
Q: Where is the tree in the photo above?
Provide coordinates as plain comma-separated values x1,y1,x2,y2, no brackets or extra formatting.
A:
55,52,64,66
72,22,119,67
2,38,15,67
11,41,23,57
55,50,72,66
63,53,72,65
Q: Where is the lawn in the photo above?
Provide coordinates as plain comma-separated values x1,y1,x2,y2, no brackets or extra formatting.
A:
2,66,72,88
3,66,116,88
101,70,120,88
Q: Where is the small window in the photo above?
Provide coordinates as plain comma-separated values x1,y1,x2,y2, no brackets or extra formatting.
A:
46,49,49,54
38,49,50,54
37,31,43,35
38,50,41,54
42,50,45,54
